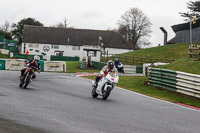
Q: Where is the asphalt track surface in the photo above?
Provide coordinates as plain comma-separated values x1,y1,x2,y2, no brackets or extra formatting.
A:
0,70,200,133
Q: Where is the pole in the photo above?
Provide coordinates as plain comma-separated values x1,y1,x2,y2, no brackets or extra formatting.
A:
190,19,192,45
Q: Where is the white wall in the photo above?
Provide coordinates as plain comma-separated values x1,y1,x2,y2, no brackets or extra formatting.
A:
22,43,84,61
21,43,132,61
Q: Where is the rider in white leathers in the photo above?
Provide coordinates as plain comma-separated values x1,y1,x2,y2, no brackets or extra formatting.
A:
94,60,118,88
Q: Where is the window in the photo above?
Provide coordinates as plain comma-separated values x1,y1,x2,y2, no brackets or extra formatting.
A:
88,51,97,57
29,44,39,48
52,44,59,49
72,46,80,50
56,52,63,56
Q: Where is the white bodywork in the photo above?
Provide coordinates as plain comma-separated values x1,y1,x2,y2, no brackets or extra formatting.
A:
93,72,119,95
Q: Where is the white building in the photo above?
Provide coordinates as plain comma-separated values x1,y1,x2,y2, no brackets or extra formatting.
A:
22,25,132,61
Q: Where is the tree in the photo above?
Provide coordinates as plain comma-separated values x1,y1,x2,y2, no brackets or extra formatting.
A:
0,21,12,40
0,30,12,40
0,21,10,32
180,0,200,19
11,18,43,44
118,8,152,49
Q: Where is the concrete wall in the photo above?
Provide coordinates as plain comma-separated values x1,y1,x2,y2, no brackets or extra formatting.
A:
3,59,66,72
5,59,25,70
44,61,66,72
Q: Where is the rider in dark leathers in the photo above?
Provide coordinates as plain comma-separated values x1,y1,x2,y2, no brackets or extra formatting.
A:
20,55,41,79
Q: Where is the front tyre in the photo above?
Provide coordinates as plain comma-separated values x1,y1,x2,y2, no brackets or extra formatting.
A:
19,76,24,87
22,76,30,89
102,87,111,100
91,86,98,98
19,81,23,87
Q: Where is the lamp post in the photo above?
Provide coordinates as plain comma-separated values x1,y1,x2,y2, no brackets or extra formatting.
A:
190,16,196,46
98,36,102,46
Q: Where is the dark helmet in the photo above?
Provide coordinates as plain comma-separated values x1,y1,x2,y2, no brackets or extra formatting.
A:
107,60,114,69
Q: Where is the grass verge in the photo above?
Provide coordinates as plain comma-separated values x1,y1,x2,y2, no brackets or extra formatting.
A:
85,75,200,108
66,61,100,73
0,53,9,58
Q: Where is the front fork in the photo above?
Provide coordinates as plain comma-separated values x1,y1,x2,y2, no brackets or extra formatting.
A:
97,83,113,95
23,72,33,83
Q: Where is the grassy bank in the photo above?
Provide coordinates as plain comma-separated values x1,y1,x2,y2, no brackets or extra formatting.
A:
85,76,200,107
123,43,190,59
101,43,191,65
157,56,200,75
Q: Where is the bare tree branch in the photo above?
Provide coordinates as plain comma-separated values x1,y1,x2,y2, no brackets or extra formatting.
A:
118,8,152,48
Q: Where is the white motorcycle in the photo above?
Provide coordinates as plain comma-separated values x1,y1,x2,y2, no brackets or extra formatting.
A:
91,72,119,100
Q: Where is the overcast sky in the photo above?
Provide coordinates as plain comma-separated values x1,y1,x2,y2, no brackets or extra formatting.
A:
0,0,190,47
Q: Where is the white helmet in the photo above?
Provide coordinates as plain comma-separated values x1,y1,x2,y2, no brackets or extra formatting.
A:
34,55,40,63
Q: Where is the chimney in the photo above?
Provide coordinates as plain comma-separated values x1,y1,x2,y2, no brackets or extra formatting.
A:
160,27,168,45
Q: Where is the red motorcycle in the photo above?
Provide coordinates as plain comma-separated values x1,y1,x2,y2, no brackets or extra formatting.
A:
19,66,39,89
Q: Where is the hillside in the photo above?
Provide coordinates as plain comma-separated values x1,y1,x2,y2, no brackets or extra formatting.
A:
122,43,200,75
123,43,189,59
102,43,191,65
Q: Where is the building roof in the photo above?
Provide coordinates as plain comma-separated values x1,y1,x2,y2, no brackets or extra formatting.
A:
23,25,132,49
171,19,200,32
167,37,176,44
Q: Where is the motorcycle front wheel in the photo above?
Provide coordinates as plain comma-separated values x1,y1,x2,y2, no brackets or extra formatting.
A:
102,87,112,100
22,76,31,89
91,86,98,98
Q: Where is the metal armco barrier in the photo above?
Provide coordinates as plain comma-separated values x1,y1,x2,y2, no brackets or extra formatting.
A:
0,59,5,70
176,71,200,98
91,61,106,70
80,61,86,69
136,66,143,74
51,55,79,61
149,68,200,98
